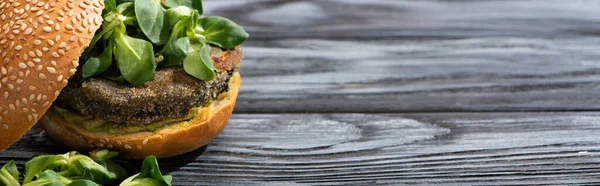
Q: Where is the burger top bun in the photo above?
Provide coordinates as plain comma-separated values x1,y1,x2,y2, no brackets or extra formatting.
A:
0,0,104,150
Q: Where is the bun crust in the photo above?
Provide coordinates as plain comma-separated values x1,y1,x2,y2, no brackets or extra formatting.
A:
40,73,241,159
0,0,104,150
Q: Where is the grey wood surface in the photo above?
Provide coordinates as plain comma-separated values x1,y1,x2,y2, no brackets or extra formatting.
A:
5,113,600,185
210,0,600,113
3,0,600,185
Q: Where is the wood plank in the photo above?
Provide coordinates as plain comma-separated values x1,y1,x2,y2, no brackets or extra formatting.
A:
234,37,600,113
3,113,600,185
203,0,600,38
199,0,600,112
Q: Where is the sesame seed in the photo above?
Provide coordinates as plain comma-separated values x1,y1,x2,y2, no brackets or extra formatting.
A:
29,86,36,90
72,61,78,67
47,39,54,45
18,62,26,69
46,67,56,73
56,75,63,81
24,28,32,35
8,104,15,110
142,139,149,145
136,145,142,149
42,26,51,32
33,40,41,45
38,73,46,79
16,79,23,84
2,124,8,129
124,144,131,149
14,45,22,50
51,52,59,57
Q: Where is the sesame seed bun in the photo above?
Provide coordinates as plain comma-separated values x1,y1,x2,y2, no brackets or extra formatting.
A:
40,72,240,159
0,0,104,150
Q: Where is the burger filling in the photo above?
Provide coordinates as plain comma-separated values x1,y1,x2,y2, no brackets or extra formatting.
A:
47,0,247,134
52,47,241,134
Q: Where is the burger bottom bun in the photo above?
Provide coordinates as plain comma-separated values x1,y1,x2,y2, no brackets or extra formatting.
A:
40,73,241,159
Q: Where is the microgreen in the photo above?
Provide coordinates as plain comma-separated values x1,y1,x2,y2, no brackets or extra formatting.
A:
164,0,203,14
114,31,157,85
1,150,166,186
82,0,248,84
134,0,170,45
200,16,249,49
120,156,172,186
184,43,214,81
0,160,19,186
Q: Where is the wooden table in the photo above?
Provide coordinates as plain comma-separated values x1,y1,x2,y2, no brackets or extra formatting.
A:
4,0,600,185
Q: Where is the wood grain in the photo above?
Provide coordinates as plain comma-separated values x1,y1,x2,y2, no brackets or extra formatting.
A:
4,113,600,185
234,37,600,113
2,1,600,185
204,0,600,38
199,0,600,112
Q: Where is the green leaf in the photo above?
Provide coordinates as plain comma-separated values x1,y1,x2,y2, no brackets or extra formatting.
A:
104,0,117,13
117,2,135,16
66,180,100,186
199,16,249,49
160,37,189,66
1,161,18,181
120,177,165,186
114,32,157,85
63,155,117,185
82,40,114,78
23,170,64,186
24,155,58,184
116,0,134,4
164,0,203,15
165,6,192,28
134,0,170,45
130,156,171,186
83,20,119,56
158,19,190,66
0,160,19,186
183,43,214,81
89,150,119,162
